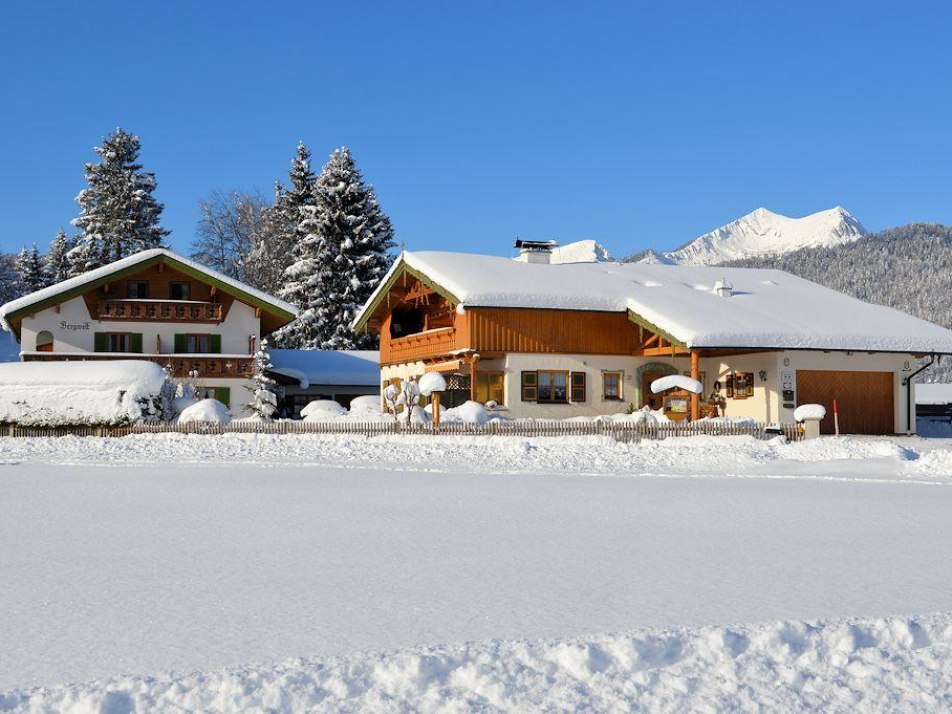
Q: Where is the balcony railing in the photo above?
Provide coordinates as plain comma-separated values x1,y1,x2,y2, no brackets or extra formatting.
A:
384,326,459,362
24,352,254,379
97,300,223,322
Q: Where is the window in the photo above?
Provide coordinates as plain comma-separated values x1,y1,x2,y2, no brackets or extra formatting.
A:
726,371,754,399
36,330,53,353
537,370,568,403
187,334,211,353
109,333,130,352
603,371,622,400
475,372,505,405
95,332,142,353
174,333,221,354
169,282,191,301
197,386,231,407
128,280,149,299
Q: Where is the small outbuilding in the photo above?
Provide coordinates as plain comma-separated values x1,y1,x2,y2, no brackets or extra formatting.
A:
267,349,380,418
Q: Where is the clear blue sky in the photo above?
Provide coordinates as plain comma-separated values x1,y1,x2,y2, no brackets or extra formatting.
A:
1,1,950,259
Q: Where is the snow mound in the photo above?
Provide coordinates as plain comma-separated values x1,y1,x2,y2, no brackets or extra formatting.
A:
0,360,166,426
301,400,347,420
171,395,199,416
651,374,703,394
177,399,231,424
349,395,383,414
417,372,447,396
794,403,827,421
7,612,952,712
441,400,496,424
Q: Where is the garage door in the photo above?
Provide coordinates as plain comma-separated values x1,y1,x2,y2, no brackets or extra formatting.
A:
796,370,895,435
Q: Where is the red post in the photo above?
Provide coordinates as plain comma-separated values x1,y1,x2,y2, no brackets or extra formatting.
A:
832,398,840,436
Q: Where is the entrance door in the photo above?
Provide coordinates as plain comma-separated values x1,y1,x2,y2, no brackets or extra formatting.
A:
796,370,895,434
641,371,665,410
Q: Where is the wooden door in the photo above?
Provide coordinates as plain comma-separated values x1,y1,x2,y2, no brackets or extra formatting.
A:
641,371,665,410
796,370,895,434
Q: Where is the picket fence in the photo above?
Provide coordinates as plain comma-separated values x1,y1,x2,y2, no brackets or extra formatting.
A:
2,419,802,442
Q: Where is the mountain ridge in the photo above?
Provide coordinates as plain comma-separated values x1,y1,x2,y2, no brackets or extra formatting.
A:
632,206,865,266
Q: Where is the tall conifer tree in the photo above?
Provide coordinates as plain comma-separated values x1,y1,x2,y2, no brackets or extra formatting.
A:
72,127,169,271
276,147,395,349
46,229,76,284
14,244,48,293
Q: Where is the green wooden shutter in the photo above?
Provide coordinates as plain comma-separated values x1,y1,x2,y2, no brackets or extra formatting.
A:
94,332,107,352
174,334,186,353
209,334,222,354
215,387,230,407
129,333,143,354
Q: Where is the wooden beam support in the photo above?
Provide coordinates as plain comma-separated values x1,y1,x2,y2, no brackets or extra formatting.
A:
635,346,691,357
690,349,700,421
469,354,480,401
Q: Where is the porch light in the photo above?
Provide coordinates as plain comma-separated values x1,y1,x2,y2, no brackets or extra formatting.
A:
759,370,768,382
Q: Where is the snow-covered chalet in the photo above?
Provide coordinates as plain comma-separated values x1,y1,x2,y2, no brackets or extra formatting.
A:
352,241,952,434
0,249,297,412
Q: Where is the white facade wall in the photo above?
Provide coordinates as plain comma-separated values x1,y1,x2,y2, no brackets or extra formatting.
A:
19,297,260,355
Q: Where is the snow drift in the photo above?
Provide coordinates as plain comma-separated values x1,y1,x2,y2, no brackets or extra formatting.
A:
5,612,951,712
0,360,166,426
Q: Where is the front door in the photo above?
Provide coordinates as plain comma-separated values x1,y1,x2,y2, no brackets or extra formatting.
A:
641,371,665,410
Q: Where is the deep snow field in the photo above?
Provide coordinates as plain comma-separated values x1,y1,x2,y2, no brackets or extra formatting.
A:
3,433,952,711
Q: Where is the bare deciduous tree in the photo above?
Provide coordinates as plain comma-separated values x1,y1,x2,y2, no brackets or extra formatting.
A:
191,190,268,280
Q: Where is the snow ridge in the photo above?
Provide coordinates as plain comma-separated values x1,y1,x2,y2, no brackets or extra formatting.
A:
643,207,865,266
5,612,951,712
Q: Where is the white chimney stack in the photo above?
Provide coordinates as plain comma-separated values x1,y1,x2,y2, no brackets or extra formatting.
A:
515,239,557,264
713,278,734,298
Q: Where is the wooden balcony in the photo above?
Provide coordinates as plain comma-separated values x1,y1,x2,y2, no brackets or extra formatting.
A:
383,327,461,363
24,352,254,379
97,300,223,322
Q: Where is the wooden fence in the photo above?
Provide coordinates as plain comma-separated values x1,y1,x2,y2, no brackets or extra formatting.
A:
2,420,802,442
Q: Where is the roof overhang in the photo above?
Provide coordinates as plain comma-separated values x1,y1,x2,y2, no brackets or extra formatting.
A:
352,254,461,333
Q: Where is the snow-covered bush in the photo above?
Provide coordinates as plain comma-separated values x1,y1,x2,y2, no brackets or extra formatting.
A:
384,378,423,425
177,399,231,424
349,395,383,414
440,400,495,425
0,361,167,427
301,400,348,420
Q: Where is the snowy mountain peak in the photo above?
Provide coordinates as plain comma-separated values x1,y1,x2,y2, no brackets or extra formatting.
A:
640,206,865,266
514,239,612,264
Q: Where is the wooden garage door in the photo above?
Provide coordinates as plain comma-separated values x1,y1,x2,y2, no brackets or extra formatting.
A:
796,370,895,435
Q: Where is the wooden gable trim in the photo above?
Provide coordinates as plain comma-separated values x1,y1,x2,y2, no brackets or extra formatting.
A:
4,254,296,328
627,309,688,351
353,260,461,333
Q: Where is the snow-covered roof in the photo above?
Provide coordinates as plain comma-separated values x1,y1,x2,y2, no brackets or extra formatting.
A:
269,349,380,388
355,251,952,354
0,249,298,330
0,359,166,389
916,383,952,405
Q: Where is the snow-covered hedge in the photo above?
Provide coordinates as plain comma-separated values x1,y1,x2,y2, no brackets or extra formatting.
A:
0,360,168,427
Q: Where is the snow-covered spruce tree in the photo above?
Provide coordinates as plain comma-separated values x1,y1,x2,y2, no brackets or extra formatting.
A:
245,338,281,419
276,147,395,349
71,127,169,271
0,254,23,303
46,229,76,284
245,144,317,300
14,244,48,292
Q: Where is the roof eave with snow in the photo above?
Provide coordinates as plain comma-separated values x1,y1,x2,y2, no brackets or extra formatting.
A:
0,249,298,333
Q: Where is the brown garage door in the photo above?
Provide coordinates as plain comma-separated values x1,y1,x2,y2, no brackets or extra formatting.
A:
796,370,895,435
